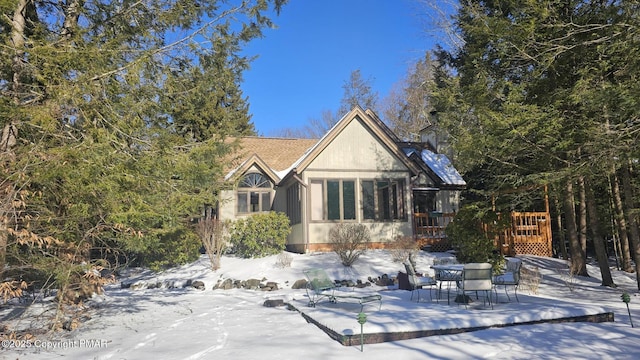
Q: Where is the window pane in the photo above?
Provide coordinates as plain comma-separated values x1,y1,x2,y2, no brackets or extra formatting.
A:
310,180,324,221
287,184,300,224
343,181,355,220
250,192,259,212
237,192,248,213
362,181,375,220
240,173,271,188
327,180,340,220
395,180,405,219
377,181,391,220
261,192,271,212
391,183,398,219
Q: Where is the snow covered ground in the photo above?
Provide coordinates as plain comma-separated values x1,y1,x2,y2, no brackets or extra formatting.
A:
4,250,640,360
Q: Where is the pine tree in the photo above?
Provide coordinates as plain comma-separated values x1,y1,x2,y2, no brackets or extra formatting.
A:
0,0,287,307
433,0,640,286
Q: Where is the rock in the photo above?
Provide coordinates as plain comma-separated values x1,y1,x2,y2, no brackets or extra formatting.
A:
263,299,285,307
191,280,205,290
130,281,146,290
63,318,80,331
244,279,262,289
291,279,307,289
265,282,279,291
212,278,233,290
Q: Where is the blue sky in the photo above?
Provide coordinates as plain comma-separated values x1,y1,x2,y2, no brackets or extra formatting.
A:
240,0,448,136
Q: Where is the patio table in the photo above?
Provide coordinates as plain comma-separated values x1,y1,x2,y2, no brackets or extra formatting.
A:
431,264,464,304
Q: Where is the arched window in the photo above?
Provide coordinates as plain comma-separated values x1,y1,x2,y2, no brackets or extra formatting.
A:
237,173,272,213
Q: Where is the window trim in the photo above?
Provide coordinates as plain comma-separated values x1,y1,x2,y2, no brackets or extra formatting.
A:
309,177,407,222
237,172,273,215
361,178,407,222
310,178,357,222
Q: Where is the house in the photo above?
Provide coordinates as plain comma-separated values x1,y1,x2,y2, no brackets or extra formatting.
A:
217,106,466,253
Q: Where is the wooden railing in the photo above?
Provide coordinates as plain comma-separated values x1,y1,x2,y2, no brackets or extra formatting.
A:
413,212,455,251
497,211,552,257
414,211,553,256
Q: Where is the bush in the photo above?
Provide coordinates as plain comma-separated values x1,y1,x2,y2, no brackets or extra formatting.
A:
329,223,370,267
445,204,505,272
196,218,230,270
229,212,291,258
389,235,420,263
143,227,202,271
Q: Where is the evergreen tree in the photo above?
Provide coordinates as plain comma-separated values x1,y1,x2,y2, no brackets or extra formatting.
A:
433,0,640,286
0,0,287,305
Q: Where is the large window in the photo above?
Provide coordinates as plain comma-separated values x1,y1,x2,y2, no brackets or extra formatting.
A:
310,179,356,221
362,179,406,221
237,173,272,214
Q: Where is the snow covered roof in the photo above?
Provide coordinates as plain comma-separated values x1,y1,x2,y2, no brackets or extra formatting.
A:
404,148,466,187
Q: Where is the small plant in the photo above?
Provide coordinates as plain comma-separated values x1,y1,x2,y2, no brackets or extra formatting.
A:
520,265,541,294
557,266,577,292
229,212,291,258
329,223,371,267
389,235,420,263
275,251,294,269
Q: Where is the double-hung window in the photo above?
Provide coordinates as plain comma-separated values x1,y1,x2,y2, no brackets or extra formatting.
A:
237,173,272,214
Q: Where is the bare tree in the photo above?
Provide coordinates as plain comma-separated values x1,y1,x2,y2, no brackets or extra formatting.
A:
381,52,437,141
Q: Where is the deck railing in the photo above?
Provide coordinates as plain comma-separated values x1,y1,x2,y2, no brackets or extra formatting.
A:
497,211,552,256
413,211,553,256
413,212,455,251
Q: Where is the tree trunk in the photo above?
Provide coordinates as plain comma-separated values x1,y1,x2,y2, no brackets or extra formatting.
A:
61,0,85,39
585,177,616,287
611,169,634,272
578,176,588,255
554,195,568,259
2,0,30,281
564,179,588,276
621,163,640,289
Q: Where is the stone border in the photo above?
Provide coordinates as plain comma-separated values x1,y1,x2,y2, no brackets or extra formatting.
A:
287,302,614,346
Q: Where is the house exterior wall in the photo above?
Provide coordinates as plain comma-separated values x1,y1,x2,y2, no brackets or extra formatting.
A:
218,189,236,221
435,190,461,213
310,119,409,171
217,111,464,254
291,119,414,252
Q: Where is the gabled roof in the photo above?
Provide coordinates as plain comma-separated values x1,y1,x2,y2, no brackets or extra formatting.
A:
224,137,318,182
286,106,421,177
224,107,465,190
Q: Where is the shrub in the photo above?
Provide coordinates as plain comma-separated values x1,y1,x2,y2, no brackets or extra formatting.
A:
329,223,370,267
142,227,202,271
389,235,420,264
275,251,294,268
196,218,230,270
445,204,505,272
229,212,291,258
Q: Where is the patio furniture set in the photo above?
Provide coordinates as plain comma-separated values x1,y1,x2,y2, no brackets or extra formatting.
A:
409,258,523,309
303,258,523,311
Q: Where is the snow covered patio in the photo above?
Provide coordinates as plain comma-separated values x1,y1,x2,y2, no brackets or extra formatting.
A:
287,288,613,346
